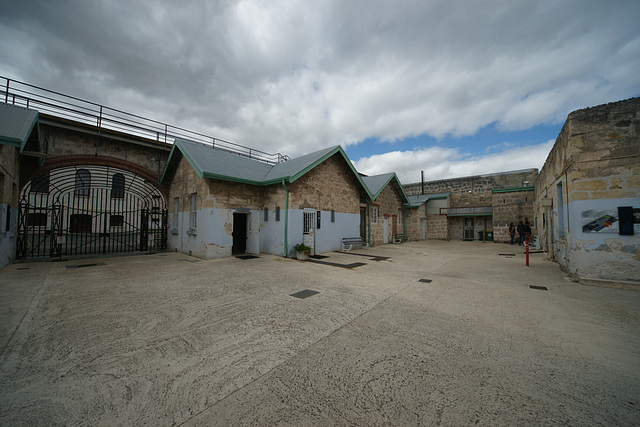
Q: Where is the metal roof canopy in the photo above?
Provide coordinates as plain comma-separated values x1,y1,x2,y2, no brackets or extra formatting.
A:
0,102,39,152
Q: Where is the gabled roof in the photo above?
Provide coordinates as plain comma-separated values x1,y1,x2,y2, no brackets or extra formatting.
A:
0,103,39,151
405,192,450,207
362,172,409,204
160,139,373,198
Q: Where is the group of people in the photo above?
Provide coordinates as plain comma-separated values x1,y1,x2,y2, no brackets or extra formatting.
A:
509,219,532,245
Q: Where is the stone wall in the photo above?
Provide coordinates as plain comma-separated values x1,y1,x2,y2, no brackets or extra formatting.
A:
427,214,448,239
535,97,640,283
0,145,20,268
492,190,536,243
370,182,404,245
404,169,538,196
288,154,361,214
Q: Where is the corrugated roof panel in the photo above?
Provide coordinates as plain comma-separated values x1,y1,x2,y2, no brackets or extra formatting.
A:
362,173,394,199
262,145,339,183
175,138,272,183
0,103,39,149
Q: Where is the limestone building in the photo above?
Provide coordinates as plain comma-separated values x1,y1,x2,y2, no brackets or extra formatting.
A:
403,170,538,242
535,98,640,285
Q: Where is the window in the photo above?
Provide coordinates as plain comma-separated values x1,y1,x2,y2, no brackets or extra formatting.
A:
75,169,91,196
264,207,269,221
275,206,280,221
317,211,321,229
189,193,197,229
31,172,50,193
70,214,92,233
331,210,335,222
110,215,124,227
173,197,179,229
303,211,314,234
28,212,47,227
372,206,379,225
398,210,403,226
111,173,125,198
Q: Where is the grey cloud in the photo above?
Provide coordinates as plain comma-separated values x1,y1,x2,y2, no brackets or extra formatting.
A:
0,0,638,156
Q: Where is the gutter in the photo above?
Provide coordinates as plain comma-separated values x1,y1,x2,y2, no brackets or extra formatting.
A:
282,179,289,257
367,199,372,246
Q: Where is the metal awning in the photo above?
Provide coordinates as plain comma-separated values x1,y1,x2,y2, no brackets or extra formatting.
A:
0,102,39,152
442,206,493,216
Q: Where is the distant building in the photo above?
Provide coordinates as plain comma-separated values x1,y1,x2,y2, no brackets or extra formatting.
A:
403,169,538,243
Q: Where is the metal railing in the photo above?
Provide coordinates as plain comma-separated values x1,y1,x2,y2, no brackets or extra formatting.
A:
1,76,290,164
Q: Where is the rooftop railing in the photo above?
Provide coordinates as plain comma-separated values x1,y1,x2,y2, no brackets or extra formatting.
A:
1,76,290,164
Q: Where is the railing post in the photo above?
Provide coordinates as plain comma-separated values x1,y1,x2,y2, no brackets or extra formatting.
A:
98,106,103,127
4,78,9,103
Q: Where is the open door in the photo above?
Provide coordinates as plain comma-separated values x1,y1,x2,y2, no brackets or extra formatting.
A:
232,213,247,254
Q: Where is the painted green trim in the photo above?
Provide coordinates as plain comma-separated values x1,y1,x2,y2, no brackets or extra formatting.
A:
289,146,374,200
202,172,261,185
447,213,493,217
159,142,204,184
491,186,535,194
368,173,410,204
367,199,372,245
402,206,407,238
282,179,289,257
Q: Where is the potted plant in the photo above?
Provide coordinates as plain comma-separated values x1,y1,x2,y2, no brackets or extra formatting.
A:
294,243,312,260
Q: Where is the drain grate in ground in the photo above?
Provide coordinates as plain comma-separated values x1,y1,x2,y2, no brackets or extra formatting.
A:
499,253,516,256
236,255,260,260
290,289,320,299
17,267,30,270
66,262,106,269
418,278,433,283
178,259,201,263
529,285,548,291
310,254,329,259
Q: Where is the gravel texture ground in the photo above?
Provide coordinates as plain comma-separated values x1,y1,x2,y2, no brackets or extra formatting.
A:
1,240,638,426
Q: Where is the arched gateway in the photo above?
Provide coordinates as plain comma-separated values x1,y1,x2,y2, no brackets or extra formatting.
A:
17,163,167,258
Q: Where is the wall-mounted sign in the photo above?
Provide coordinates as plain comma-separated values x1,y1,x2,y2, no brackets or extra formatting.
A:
582,209,618,233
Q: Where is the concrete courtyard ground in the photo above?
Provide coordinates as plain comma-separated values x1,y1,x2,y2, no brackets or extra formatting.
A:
1,240,639,426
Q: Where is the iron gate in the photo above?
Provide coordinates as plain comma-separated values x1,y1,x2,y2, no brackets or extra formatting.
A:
17,165,167,259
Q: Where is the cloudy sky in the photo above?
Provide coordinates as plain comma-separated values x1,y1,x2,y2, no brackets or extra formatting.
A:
1,0,639,184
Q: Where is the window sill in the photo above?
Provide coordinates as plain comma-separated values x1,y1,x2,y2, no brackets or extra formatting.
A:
186,229,197,236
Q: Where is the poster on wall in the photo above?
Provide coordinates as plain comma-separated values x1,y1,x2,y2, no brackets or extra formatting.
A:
581,209,618,233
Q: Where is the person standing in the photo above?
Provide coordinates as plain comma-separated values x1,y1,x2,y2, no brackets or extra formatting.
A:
509,222,515,245
517,221,525,245
524,219,532,244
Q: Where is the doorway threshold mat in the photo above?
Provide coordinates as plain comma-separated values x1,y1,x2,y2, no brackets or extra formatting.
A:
66,262,106,269
306,259,367,269
290,289,320,299
336,252,390,261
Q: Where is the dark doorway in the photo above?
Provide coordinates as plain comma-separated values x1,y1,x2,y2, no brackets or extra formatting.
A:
360,207,367,240
232,213,247,254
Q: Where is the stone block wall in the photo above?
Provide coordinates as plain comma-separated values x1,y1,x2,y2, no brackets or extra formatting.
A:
492,190,535,242
427,214,447,239
288,154,360,214
535,97,640,282
370,183,405,245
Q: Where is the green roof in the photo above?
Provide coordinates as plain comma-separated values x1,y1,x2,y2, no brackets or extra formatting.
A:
160,139,373,198
362,172,409,203
405,192,450,207
0,103,39,151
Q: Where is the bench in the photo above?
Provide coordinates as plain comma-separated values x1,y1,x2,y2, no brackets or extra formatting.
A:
341,237,369,252
392,234,407,244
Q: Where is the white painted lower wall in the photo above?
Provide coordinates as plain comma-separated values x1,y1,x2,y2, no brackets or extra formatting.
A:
168,206,360,259
555,197,640,281
0,203,16,269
